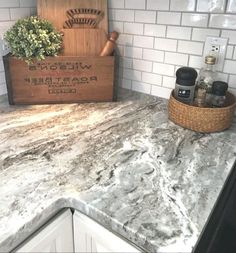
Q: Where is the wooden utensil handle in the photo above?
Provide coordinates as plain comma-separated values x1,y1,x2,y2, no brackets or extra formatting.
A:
100,31,119,56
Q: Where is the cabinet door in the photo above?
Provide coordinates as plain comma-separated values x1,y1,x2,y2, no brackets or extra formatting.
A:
16,209,74,253
73,211,141,253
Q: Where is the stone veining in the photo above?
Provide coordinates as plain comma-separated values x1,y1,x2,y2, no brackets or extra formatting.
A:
0,89,236,252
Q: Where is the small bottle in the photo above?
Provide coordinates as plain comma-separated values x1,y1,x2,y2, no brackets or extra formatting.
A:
211,81,228,107
196,55,216,105
174,67,198,104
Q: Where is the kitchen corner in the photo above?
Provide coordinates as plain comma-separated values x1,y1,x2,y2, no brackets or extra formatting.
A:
0,88,235,252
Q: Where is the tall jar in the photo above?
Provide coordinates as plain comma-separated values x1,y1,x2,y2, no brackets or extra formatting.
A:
195,55,216,106
174,67,198,104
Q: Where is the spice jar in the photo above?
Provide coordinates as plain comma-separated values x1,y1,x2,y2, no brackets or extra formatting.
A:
211,81,228,107
174,67,198,104
196,55,216,106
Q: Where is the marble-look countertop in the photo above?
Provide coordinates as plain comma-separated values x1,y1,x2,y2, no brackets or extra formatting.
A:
0,89,236,253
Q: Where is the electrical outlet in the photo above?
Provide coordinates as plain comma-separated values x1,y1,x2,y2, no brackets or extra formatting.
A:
203,37,228,71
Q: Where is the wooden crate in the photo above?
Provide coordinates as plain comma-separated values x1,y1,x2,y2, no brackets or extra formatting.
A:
3,55,115,105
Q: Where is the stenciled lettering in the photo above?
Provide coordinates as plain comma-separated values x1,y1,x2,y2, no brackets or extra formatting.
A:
28,62,92,71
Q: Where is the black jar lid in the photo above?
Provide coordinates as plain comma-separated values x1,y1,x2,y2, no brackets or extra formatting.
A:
176,67,198,86
212,81,228,96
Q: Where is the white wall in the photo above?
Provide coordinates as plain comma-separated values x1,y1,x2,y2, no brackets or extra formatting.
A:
0,0,37,95
108,0,236,99
1,0,236,99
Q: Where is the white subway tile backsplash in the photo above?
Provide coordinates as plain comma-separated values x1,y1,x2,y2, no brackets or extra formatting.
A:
221,30,236,44
120,57,133,68
0,9,10,21
155,38,177,52
143,49,164,62
224,60,236,74
153,62,175,76
178,40,204,55
0,21,15,30
133,59,152,72
142,72,162,85
124,22,144,35
229,75,236,88
107,0,236,100
147,0,169,11
151,85,172,99
10,8,30,20
0,60,4,72
144,24,166,37
226,45,234,59
123,69,142,81
210,14,236,29
229,88,236,96
20,0,37,7
132,80,151,94
109,21,124,33
165,52,189,66
157,12,181,25
0,72,6,84
167,26,192,40
0,1,19,8
0,83,7,95
233,47,236,59
117,34,133,45
135,11,156,23
189,55,204,69
162,76,176,89
124,46,143,59
116,45,124,56
227,0,236,13
197,0,226,13
109,9,134,22
216,72,229,82
30,7,36,15
108,0,125,9
170,0,196,11
192,28,220,41
134,35,154,48
121,78,132,89
125,0,145,10
182,13,209,27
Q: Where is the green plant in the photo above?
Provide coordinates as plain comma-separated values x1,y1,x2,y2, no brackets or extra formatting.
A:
5,16,63,63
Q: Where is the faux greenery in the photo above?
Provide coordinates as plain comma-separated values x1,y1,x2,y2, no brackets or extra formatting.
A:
5,16,63,63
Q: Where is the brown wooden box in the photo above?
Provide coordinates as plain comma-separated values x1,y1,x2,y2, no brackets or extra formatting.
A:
3,54,115,105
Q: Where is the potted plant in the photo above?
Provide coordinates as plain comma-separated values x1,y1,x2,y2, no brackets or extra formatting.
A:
4,16,63,64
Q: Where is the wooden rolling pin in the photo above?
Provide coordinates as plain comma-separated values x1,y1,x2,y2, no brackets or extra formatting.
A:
100,31,119,56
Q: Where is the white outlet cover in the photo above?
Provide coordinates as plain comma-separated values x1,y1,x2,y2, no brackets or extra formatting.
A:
203,36,228,71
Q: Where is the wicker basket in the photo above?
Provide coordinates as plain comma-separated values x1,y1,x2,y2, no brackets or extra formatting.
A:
168,91,236,133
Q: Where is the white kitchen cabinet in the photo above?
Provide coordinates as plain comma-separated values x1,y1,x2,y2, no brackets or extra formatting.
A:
73,211,141,253
15,209,141,253
15,209,74,253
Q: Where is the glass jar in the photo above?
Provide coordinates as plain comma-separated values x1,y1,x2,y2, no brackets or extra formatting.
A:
174,67,198,104
211,81,228,107
195,55,217,106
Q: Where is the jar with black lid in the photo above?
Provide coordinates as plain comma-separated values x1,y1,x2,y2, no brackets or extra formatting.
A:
211,81,228,107
174,67,198,104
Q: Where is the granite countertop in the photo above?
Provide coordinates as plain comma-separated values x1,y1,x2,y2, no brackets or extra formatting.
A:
0,89,236,253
